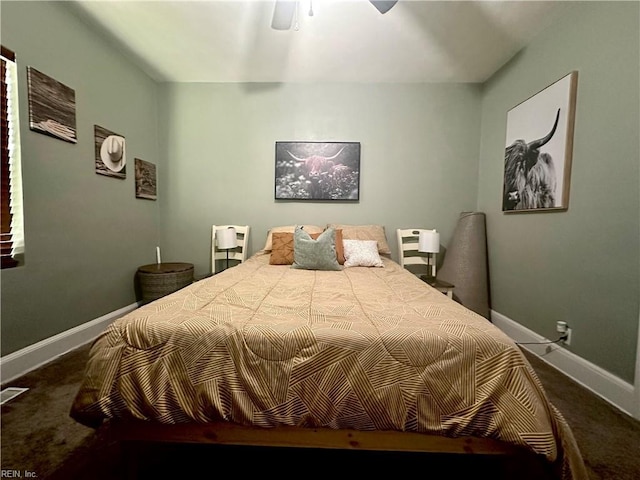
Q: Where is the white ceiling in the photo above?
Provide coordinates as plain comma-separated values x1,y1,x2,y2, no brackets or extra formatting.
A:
68,0,570,83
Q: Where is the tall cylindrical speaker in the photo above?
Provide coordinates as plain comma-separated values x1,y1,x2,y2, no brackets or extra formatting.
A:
437,212,490,320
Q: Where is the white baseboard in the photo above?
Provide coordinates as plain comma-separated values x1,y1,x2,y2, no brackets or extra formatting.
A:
491,310,638,421
0,302,140,384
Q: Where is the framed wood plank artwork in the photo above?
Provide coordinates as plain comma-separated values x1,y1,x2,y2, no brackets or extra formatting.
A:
135,158,157,200
26,67,77,143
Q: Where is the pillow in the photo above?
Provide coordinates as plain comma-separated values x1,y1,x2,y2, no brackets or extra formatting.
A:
270,229,345,265
292,226,341,271
326,224,391,255
269,232,295,265
263,225,324,252
311,229,345,265
343,239,384,268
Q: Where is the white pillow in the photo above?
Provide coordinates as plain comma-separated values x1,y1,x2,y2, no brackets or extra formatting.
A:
343,239,384,268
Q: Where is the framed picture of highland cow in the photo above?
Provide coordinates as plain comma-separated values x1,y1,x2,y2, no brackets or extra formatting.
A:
502,71,578,213
274,141,360,201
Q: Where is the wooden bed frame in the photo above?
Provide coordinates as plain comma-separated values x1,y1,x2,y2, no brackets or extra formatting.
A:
102,419,555,479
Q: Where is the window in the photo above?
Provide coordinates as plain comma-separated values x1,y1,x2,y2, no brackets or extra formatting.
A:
1,45,25,269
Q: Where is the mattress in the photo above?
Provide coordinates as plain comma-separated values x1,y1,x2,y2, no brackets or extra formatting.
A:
70,252,587,479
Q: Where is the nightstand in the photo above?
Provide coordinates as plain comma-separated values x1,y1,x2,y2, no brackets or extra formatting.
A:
419,275,455,298
137,262,194,303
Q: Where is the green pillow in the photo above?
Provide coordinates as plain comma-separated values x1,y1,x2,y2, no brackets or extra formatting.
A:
292,226,341,271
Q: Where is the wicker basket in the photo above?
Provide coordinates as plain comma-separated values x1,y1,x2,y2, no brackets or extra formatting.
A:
137,262,194,303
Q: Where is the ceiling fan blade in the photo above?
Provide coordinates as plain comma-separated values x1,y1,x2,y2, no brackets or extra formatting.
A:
271,1,296,30
370,0,398,14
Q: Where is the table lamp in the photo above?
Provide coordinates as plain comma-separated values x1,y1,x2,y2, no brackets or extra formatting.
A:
216,227,237,270
418,229,440,279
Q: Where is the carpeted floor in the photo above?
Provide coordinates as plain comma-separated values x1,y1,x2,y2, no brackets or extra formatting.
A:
1,342,639,479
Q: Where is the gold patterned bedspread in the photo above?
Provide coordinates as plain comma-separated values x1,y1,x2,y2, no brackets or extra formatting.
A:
70,253,587,479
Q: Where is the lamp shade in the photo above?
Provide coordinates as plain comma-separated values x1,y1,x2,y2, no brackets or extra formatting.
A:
418,230,440,253
217,228,237,249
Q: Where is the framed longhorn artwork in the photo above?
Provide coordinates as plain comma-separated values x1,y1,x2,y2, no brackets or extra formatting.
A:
274,141,361,201
502,71,578,213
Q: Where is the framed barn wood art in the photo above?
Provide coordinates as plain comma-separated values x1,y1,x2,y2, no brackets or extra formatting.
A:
502,71,578,213
26,67,77,143
274,141,360,201
134,158,157,200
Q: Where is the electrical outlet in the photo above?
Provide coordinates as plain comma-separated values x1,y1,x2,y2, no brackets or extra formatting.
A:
556,321,571,346
564,327,572,346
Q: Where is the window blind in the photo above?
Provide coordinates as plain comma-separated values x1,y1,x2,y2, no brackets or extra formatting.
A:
1,45,24,269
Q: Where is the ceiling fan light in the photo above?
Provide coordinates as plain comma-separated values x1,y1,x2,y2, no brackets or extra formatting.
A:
271,0,297,30
370,0,398,15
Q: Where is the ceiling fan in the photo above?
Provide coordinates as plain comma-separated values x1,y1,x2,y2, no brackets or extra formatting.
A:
271,0,399,30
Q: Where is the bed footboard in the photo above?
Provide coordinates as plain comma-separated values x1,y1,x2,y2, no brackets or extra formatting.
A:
102,420,555,479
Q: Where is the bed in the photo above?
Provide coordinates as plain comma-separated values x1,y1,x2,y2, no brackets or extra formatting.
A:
70,224,588,479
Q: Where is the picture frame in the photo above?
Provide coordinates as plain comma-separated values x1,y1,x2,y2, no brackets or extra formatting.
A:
94,125,126,179
134,158,157,200
26,67,77,143
502,71,578,213
274,141,360,201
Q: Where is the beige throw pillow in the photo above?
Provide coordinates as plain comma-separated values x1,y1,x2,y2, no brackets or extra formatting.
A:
327,224,391,255
263,225,324,252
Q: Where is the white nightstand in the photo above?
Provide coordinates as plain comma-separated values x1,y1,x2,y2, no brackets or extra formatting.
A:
419,275,455,298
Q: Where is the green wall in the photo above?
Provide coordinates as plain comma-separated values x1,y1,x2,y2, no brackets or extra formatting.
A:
478,1,639,383
156,82,482,277
1,1,637,387
0,1,161,355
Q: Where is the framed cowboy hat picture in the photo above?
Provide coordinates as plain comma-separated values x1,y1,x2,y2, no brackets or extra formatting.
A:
94,125,126,179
